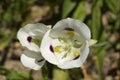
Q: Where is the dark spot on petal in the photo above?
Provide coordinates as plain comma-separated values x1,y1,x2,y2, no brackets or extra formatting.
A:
64,28,74,31
73,55,80,60
27,36,32,42
50,45,54,53
37,58,44,62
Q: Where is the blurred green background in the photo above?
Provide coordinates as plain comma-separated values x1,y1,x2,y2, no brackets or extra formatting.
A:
0,0,120,80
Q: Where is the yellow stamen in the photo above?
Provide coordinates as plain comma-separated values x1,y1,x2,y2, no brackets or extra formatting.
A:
54,46,62,53
73,51,79,57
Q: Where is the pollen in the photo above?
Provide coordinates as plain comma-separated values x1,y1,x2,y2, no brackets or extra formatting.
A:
54,46,62,53
73,51,79,57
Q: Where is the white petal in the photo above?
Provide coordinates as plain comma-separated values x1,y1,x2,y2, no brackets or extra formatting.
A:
40,30,59,65
27,23,50,38
57,41,89,69
17,23,49,52
50,18,91,40
21,50,45,70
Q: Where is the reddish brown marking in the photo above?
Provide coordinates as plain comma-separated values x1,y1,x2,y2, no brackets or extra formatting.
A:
50,45,54,53
73,55,80,60
27,36,32,42
37,59,44,62
64,28,74,31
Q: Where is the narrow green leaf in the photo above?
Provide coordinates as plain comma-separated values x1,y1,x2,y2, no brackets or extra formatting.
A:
95,46,106,80
91,6,102,40
73,1,87,21
94,30,107,80
91,0,103,40
62,0,76,18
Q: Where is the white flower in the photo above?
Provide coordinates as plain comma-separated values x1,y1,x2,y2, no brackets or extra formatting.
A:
17,23,50,70
40,18,97,69
21,50,45,70
17,23,50,52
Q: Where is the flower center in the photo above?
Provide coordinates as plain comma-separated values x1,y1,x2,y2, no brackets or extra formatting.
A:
51,30,84,61
58,38,81,59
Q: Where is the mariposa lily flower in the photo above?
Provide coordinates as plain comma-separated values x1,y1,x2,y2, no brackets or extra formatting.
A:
17,23,50,70
40,18,97,69
17,23,50,52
